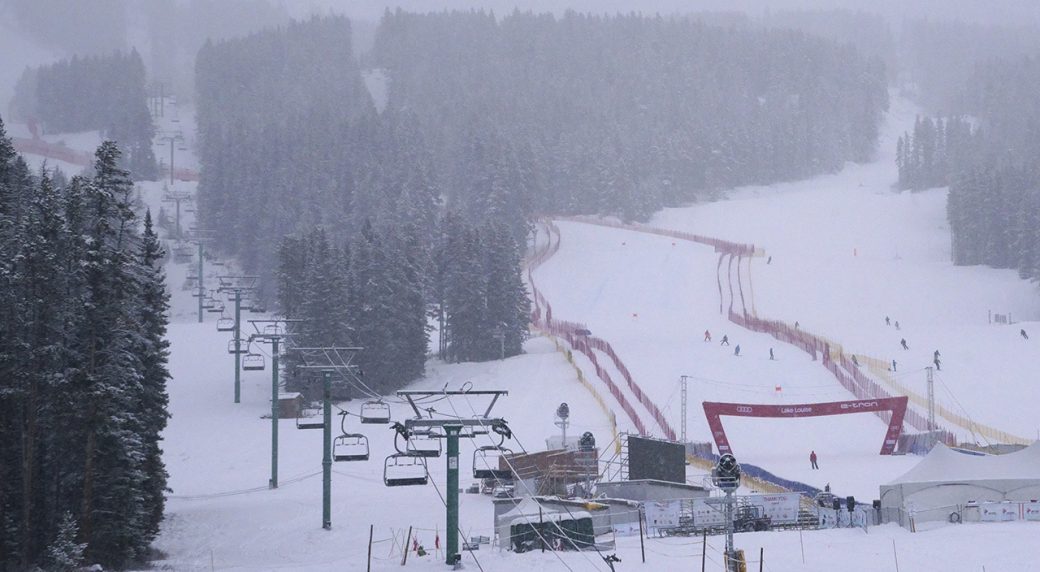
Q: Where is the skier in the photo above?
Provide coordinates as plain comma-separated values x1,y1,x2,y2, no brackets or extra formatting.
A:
1021,329,1029,340
851,355,860,367
810,451,819,470
704,330,712,342
885,316,891,326
895,320,901,330
720,335,729,346
767,256,772,264
934,349,941,360
934,357,941,371
734,345,741,356
900,338,909,350
794,321,800,330
769,348,775,360
891,359,897,372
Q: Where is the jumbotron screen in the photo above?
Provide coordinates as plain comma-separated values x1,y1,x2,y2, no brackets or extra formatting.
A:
627,436,685,483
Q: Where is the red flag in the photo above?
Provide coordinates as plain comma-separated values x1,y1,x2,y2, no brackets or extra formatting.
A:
413,538,419,552
435,533,440,550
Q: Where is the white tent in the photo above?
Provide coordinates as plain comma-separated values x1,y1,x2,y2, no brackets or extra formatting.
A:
879,442,1040,527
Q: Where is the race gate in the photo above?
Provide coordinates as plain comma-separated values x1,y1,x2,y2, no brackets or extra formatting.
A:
702,397,909,455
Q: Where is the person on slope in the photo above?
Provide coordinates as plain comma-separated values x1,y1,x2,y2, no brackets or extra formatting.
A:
810,451,819,470
900,338,909,350
1021,329,1029,340
720,335,729,346
934,357,941,371
734,345,741,356
891,359,897,372
704,330,712,342
885,316,891,326
851,355,860,367
769,348,775,360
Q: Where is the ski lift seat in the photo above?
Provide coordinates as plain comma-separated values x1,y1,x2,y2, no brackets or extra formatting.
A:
384,454,428,487
473,446,514,480
406,434,442,458
360,400,391,424
297,406,325,430
333,434,370,462
227,339,245,354
242,353,265,371
216,317,235,332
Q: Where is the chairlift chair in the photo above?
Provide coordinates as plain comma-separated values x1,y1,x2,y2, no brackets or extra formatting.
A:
473,446,515,480
207,301,225,313
383,454,428,487
360,400,391,424
216,317,235,332
333,433,370,462
263,324,283,336
296,404,325,430
406,433,442,458
241,352,265,371
227,339,245,354
201,297,215,308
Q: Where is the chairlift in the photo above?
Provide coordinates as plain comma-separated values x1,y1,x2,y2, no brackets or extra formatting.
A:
406,433,442,458
216,317,235,332
242,352,265,371
360,400,391,424
227,339,246,354
206,301,225,313
296,404,325,430
333,433,370,462
201,297,215,309
383,454,428,487
264,324,283,336
249,303,268,313
473,446,514,480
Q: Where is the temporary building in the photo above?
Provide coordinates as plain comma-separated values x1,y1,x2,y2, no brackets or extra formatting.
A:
879,442,1040,527
496,497,595,551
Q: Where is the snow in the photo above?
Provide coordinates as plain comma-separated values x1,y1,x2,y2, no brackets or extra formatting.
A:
40,89,1032,569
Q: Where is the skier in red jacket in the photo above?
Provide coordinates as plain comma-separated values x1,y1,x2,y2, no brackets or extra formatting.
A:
810,451,819,470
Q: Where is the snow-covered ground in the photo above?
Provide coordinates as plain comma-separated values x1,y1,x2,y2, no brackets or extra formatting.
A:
14,90,1039,569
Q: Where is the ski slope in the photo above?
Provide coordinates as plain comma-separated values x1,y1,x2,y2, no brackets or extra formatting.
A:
11,90,1040,569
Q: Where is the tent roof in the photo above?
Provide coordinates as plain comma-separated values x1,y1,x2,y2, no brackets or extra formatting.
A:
887,442,1040,485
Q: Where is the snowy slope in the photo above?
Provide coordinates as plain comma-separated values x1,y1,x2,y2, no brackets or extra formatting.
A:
48,89,1015,569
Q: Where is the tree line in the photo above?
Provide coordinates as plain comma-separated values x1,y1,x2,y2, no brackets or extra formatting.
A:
194,13,888,389
0,118,170,570
276,215,529,397
372,9,889,222
896,116,974,191
11,50,158,180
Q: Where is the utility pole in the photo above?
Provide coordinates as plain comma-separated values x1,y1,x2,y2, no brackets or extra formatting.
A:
217,276,258,404
247,318,303,490
295,346,365,530
680,375,689,444
322,369,332,529
445,424,462,561
271,335,279,486
162,135,182,186
197,241,204,322
396,390,510,566
926,366,936,433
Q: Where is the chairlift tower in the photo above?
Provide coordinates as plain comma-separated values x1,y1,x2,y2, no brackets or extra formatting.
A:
217,275,258,404
160,189,192,239
187,229,216,323
295,346,365,530
248,318,304,489
396,389,509,566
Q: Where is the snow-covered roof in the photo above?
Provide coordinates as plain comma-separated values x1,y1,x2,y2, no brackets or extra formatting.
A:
887,442,1040,485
